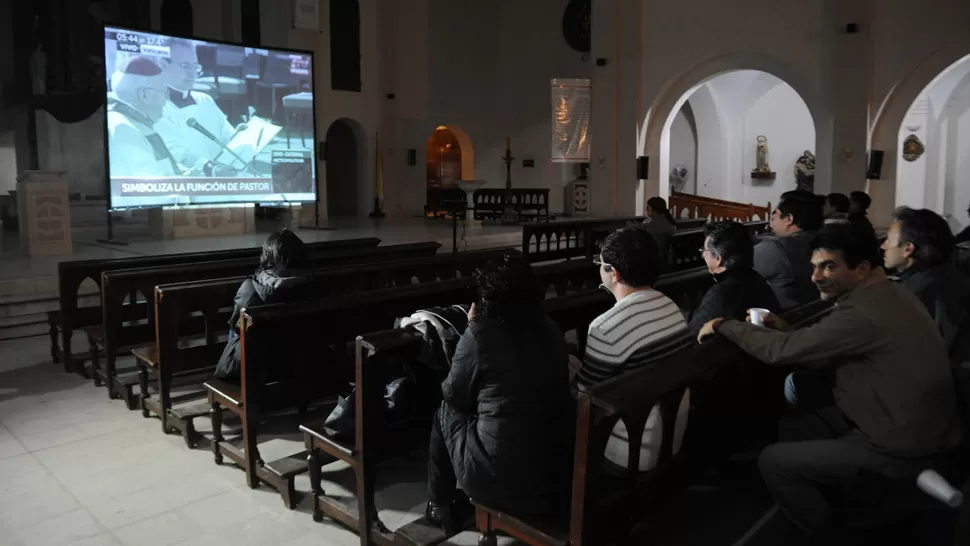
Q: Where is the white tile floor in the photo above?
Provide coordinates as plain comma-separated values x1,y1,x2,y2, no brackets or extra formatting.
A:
0,337,518,546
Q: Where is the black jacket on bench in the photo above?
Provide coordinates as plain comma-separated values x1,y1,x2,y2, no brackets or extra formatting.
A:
214,269,313,380
437,310,573,516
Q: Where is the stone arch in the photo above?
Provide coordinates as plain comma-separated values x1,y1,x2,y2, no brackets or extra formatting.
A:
868,35,970,223
639,52,828,206
324,117,367,217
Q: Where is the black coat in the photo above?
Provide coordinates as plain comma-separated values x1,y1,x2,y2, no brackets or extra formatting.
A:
437,310,573,515
214,269,313,380
898,262,970,368
688,267,781,338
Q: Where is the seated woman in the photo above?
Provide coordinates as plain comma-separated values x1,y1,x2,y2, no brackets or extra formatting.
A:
426,255,573,533
214,229,314,382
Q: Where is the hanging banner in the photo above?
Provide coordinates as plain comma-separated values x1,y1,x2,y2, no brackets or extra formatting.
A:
550,78,591,163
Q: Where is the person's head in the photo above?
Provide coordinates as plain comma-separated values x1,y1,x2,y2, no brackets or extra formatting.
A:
824,193,850,218
646,196,676,225
881,207,955,272
162,39,201,91
809,223,883,300
257,229,308,274
113,56,169,122
771,191,823,236
701,221,754,275
598,227,660,297
849,191,871,216
474,254,540,319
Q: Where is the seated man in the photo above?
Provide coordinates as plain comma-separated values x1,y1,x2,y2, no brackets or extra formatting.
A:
849,190,876,236
754,191,823,310
689,221,780,338
697,223,963,539
883,207,970,423
577,227,693,471
426,255,573,532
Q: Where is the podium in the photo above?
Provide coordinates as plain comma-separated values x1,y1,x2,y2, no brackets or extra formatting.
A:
148,205,256,240
16,170,72,256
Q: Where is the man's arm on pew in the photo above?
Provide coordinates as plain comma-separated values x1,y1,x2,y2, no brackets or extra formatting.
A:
441,328,480,413
711,309,878,365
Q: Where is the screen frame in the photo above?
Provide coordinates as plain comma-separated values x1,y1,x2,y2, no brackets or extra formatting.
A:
102,24,319,212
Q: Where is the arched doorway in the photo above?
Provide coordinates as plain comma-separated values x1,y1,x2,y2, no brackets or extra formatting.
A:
639,53,828,214
872,51,970,231
325,118,364,217
424,125,475,217
654,70,816,214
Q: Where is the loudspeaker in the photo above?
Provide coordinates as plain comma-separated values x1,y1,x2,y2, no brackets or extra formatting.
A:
637,156,649,179
596,58,608,66
845,23,859,34
867,150,884,180
407,149,417,166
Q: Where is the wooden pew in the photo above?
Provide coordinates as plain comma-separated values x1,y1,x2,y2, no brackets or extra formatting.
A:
474,299,834,546
669,191,771,223
521,217,645,264
299,288,615,545
473,188,551,223
296,267,721,545
203,278,481,508
54,237,381,376
93,242,441,407
141,248,515,445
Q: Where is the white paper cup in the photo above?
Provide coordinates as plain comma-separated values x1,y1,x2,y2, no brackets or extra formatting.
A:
918,470,963,508
749,308,771,326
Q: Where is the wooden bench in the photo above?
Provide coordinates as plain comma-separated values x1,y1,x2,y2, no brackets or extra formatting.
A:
472,188,551,223
204,278,481,508
665,220,769,273
93,241,441,407
522,217,646,264
54,237,381,376
141,248,516,446
296,266,725,545
669,191,771,223
474,299,834,546
425,187,467,218
299,288,616,545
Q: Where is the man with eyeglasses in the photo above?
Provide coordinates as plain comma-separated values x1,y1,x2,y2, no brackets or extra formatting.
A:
577,226,693,472
107,56,181,177
156,39,241,177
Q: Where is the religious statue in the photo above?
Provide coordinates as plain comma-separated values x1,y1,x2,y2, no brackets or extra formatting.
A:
795,150,816,193
754,135,770,173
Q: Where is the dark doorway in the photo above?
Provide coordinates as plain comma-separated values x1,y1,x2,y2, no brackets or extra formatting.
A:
325,119,359,217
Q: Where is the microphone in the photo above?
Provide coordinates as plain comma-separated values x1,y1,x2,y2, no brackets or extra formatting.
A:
186,117,259,176
212,122,248,164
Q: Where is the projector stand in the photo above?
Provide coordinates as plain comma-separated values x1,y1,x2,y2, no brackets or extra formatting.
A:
96,210,128,246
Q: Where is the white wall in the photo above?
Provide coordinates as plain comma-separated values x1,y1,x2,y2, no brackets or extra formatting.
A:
665,70,814,209
742,83,815,207
668,108,697,195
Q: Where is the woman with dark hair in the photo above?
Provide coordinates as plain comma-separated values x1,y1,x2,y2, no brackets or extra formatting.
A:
425,255,573,533
214,229,313,381
645,196,677,270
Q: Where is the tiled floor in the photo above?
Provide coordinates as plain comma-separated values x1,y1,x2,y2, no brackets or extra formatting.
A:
0,337,515,546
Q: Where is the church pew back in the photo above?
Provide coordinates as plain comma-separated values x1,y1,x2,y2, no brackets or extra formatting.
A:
55,236,381,376
206,277,481,508
95,241,441,407
143,247,515,444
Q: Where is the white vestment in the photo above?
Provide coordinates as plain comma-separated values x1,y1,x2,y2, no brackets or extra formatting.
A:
157,90,235,171
107,100,180,178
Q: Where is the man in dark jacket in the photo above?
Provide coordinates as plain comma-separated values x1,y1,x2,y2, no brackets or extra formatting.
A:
754,191,823,310
426,255,573,533
214,229,313,380
689,221,780,337
882,207,970,424
697,223,964,539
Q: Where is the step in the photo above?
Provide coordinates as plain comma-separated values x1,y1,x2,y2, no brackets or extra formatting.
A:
264,451,310,479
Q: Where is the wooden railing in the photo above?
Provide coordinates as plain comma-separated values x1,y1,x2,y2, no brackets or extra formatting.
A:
669,192,771,223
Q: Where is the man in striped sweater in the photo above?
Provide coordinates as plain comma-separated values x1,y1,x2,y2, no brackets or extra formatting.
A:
575,226,694,471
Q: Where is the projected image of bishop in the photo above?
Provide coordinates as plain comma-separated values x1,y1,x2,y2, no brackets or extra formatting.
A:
107,57,182,177
156,39,248,177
